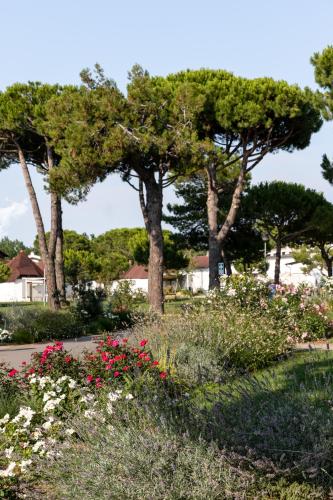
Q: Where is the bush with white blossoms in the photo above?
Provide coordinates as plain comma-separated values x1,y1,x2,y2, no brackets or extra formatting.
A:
0,328,12,343
0,374,96,482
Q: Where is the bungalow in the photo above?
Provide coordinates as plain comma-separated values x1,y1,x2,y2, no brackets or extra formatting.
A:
0,251,46,303
117,256,211,294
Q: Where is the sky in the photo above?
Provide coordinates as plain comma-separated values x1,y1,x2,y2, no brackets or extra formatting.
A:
0,0,333,245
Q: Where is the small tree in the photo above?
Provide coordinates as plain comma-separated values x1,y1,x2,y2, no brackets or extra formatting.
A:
243,182,326,283
295,202,333,277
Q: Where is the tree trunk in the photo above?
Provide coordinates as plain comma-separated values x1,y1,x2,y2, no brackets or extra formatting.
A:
55,197,66,304
221,248,232,276
143,178,164,314
217,167,246,244
47,146,66,305
274,240,282,284
320,245,333,277
206,166,221,289
16,144,60,310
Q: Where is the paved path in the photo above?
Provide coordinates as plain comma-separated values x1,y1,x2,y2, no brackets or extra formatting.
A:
0,337,331,370
0,336,103,369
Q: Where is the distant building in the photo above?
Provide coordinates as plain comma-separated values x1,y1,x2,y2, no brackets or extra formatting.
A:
184,255,209,292
117,256,211,294
0,251,46,302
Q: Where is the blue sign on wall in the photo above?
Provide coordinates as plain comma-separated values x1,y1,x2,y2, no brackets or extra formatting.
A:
218,262,225,275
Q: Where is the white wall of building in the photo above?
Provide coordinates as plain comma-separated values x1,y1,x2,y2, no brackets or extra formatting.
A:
113,278,149,294
185,268,209,292
0,278,46,303
266,247,322,286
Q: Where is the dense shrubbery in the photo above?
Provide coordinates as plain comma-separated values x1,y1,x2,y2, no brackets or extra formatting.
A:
216,275,333,341
133,302,291,385
0,307,84,344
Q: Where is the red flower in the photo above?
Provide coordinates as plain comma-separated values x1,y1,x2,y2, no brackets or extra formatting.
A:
152,361,159,366
159,371,167,379
112,340,119,347
140,339,148,347
28,368,35,374
138,352,146,359
144,356,151,362
114,355,122,361
122,365,130,372
136,361,143,367
101,352,108,362
64,356,72,364
122,337,128,344
113,371,120,377
21,361,27,366
8,369,18,377
86,375,94,383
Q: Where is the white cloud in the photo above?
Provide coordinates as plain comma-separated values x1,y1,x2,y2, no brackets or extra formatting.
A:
0,201,28,238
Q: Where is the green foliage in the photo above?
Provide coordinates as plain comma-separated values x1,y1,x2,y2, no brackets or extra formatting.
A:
0,237,30,259
129,229,188,270
0,306,84,343
64,248,101,288
72,287,106,323
321,153,333,185
311,45,333,120
0,261,10,283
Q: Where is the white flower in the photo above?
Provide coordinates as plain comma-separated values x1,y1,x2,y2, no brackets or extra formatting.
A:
0,413,10,426
4,447,14,458
68,379,76,389
43,391,57,402
31,428,43,440
125,393,134,400
65,428,75,436
43,398,62,413
108,392,122,402
84,410,98,419
32,440,45,453
20,459,32,472
106,403,114,415
12,407,35,427
0,461,16,477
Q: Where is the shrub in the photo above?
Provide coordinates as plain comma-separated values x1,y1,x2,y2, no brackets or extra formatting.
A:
132,304,291,385
72,286,106,322
1,307,84,343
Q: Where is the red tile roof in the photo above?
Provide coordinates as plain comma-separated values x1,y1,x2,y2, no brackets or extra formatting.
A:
122,264,148,280
7,251,44,282
192,255,209,269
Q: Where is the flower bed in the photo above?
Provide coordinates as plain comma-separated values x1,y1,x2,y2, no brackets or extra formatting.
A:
0,337,168,494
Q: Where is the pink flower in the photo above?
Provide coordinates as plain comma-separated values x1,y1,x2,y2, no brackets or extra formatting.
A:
122,366,130,372
112,340,119,348
159,371,167,379
64,356,72,363
86,375,94,383
113,371,120,377
122,338,128,344
140,339,148,347
8,369,18,377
